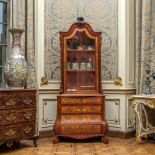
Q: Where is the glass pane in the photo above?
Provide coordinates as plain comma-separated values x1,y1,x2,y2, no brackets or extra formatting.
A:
0,24,6,44
67,71,96,91
0,46,6,66
66,31,96,91
0,2,7,23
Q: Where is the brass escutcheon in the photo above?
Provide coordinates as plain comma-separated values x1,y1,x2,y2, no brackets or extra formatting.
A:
23,98,32,105
24,127,32,133
114,77,123,86
6,99,16,106
5,129,16,136
24,113,32,119
6,114,16,121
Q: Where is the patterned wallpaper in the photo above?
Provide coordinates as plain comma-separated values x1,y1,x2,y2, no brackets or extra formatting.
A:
44,0,118,81
136,0,155,94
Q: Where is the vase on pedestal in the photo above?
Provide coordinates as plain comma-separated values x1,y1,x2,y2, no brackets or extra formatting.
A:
4,28,28,88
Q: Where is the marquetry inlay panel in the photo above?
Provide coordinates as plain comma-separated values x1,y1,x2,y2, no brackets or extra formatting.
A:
61,114,101,123
61,124,102,134
61,105,101,113
61,97,102,104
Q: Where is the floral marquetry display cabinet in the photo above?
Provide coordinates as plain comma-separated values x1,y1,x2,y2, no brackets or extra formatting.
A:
53,17,109,143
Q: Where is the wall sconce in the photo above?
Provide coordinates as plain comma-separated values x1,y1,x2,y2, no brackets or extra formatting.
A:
114,77,123,86
40,77,48,85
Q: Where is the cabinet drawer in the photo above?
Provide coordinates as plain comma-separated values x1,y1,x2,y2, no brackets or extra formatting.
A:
0,124,20,141
61,124,102,134
61,114,101,123
0,108,36,125
20,122,35,138
61,105,102,113
0,96,35,109
0,122,35,141
61,97,103,105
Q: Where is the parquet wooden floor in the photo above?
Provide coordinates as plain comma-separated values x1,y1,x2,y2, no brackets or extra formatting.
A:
0,137,155,155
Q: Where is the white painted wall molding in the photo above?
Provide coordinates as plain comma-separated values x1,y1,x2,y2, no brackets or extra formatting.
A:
125,0,135,87
127,98,135,129
105,99,121,128
39,95,57,131
35,0,44,89
118,0,135,89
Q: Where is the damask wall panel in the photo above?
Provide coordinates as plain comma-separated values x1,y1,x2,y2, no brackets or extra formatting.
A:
136,0,155,93
44,0,118,81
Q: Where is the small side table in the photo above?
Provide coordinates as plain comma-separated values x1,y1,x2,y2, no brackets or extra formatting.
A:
132,94,155,143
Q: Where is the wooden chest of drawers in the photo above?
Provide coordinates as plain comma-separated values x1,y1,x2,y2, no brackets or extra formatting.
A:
54,94,108,143
0,89,38,147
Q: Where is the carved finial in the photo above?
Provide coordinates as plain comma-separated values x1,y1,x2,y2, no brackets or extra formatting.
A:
77,17,85,27
77,17,84,23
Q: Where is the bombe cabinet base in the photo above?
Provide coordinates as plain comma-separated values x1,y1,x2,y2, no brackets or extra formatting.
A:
53,135,109,144
53,95,108,143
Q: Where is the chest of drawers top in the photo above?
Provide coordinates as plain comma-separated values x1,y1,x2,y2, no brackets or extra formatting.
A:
0,89,37,109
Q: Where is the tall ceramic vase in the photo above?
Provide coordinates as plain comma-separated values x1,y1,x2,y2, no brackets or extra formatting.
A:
4,28,28,88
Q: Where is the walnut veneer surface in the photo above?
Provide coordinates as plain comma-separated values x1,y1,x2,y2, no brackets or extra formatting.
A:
0,137,155,155
0,89,38,147
54,95,108,140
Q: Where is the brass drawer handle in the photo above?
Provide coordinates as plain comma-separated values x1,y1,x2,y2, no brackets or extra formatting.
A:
24,113,32,119
6,114,16,121
24,127,32,133
23,98,32,105
5,129,16,136
6,99,16,106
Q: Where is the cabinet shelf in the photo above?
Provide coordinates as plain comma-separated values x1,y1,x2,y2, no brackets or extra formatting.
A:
67,69,95,72
67,49,95,52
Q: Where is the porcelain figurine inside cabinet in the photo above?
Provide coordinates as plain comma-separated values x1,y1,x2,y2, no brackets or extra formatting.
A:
53,17,109,144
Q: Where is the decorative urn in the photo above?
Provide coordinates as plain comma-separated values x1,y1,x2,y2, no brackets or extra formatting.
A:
4,28,28,88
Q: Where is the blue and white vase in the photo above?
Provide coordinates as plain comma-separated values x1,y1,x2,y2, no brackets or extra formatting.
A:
4,28,28,88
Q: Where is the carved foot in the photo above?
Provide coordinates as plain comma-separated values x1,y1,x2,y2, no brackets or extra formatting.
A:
6,141,14,147
0,141,5,146
101,136,109,144
14,140,20,146
33,136,39,147
53,136,59,144
136,137,142,144
144,135,148,140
